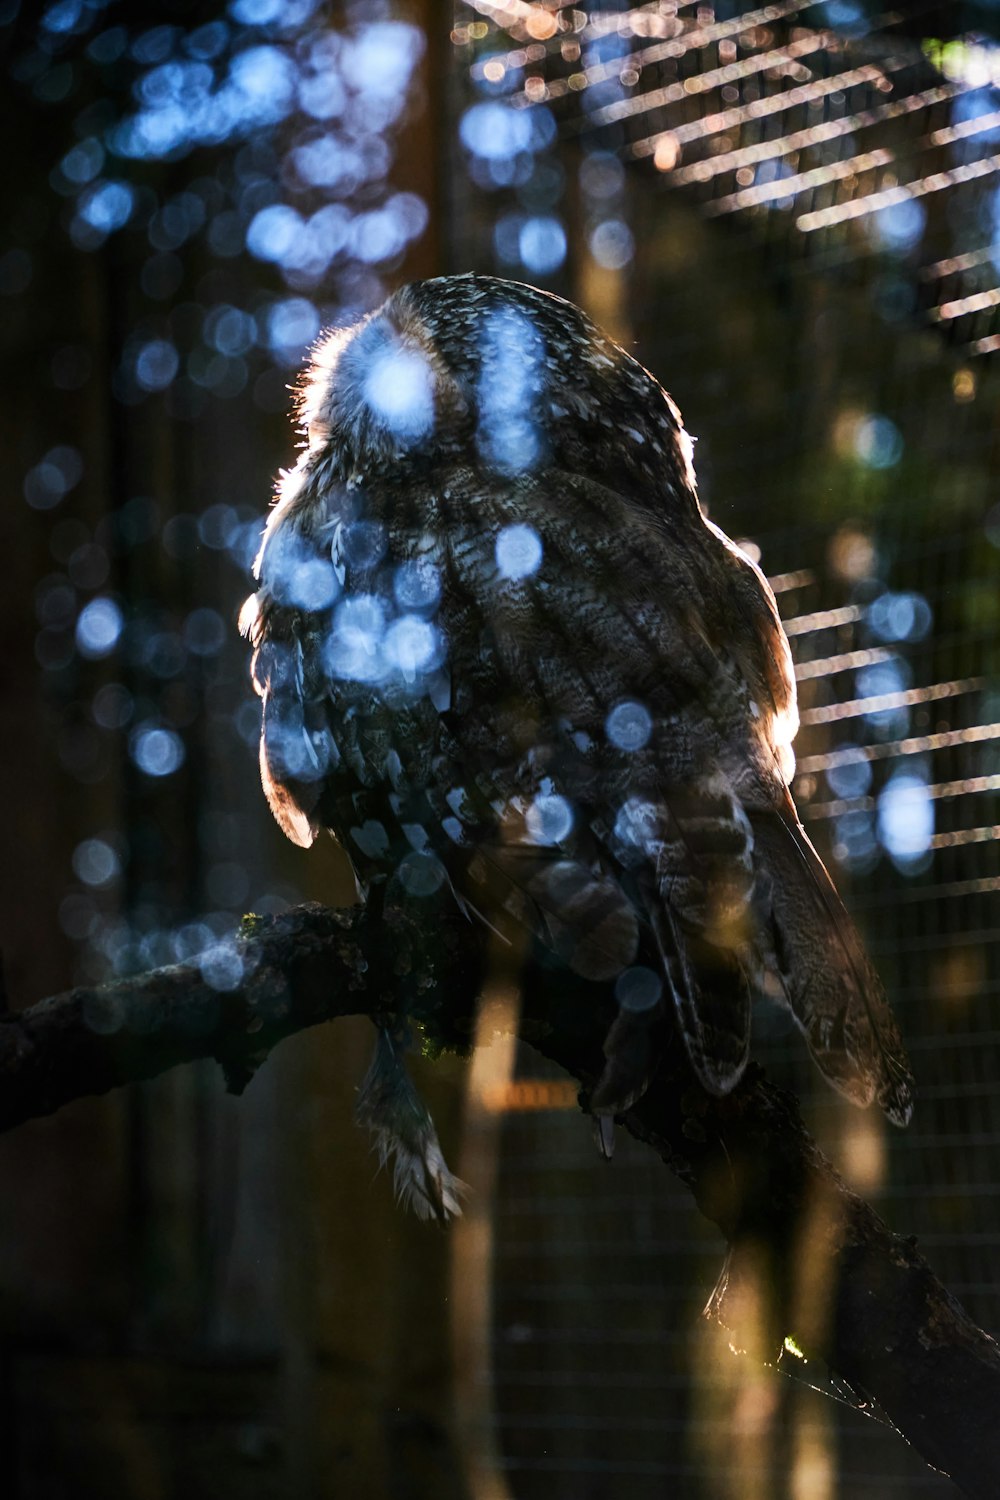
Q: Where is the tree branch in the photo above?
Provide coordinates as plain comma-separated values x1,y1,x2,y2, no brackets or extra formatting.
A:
2,900,998,1496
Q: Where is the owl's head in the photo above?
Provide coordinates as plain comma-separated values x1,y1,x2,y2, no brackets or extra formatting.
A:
294,274,699,511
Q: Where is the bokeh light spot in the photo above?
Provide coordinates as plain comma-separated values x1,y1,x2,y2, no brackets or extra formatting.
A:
397,850,446,896
878,774,933,868
460,100,532,160
394,559,440,611
72,837,121,888
871,198,926,253
853,414,903,469
496,522,542,580
615,966,662,1013
76,597,124,659
363,346,434,441
246,203,302,262
199,939,244,992
383,615,442,678
606,700,653,752
265,297,320,361
78,179,134,234
867,591,932,643
134,339,180,392
825,747,873,799
183,607,226,656
24,445,83,510
60,137,104,185
130,724,186,777
589,218,634,270
92,683,134,729
519,215,566,274
525,792,573,845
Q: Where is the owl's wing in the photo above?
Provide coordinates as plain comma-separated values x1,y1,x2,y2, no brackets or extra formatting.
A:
245,459,912,1126
430,465,912,1122
749,798,914,1125
698,537,914,1125
413,466,769,1110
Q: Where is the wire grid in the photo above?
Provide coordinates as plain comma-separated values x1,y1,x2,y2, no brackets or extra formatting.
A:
452,3,1000,1494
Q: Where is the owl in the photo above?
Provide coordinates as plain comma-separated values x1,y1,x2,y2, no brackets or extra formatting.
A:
241,273,913,1219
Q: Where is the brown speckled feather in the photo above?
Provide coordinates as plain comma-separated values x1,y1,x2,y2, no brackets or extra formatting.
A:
242,274,914,1195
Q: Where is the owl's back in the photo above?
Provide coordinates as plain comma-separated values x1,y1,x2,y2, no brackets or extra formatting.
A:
242,273,913,1132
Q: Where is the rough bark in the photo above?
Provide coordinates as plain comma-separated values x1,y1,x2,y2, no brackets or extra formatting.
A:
1,900,998,1497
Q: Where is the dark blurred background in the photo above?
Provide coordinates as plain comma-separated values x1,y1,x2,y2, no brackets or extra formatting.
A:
3,1,1000,1496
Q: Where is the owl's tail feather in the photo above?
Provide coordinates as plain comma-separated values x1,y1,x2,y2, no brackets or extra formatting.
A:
652,898,753,1099
589,883,753,1117
748,807,914,1127
355,1027,466,1222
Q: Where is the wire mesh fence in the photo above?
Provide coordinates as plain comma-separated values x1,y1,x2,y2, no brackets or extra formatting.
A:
449,3,1000,1494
